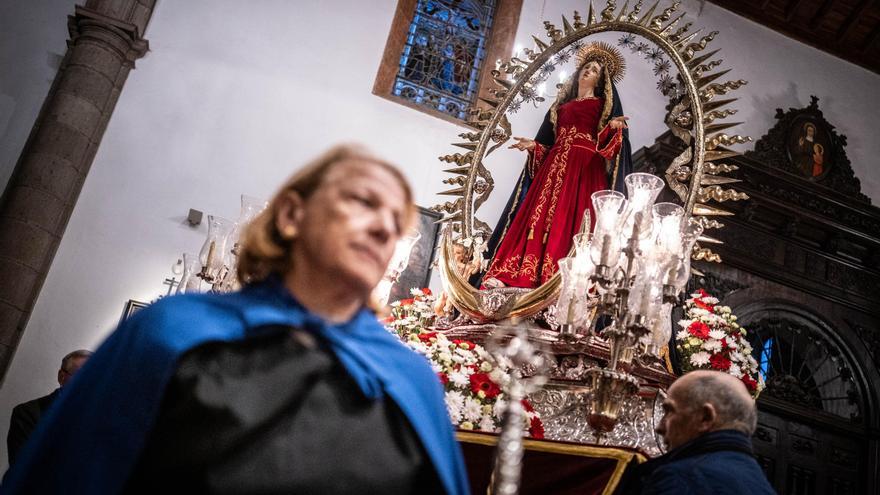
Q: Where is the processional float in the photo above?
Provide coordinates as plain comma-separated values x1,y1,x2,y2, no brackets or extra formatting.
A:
429,1,751,490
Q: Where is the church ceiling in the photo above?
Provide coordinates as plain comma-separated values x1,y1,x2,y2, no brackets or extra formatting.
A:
708,0,880,75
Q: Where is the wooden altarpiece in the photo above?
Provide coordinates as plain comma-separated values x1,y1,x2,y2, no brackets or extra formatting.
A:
634,96,880,495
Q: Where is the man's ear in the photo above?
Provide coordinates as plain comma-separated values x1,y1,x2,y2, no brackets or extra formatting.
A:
697,403,718,432
275,190,305,239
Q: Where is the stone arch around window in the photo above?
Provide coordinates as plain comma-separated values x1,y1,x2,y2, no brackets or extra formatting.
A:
373,0,522,127
734,300,872,424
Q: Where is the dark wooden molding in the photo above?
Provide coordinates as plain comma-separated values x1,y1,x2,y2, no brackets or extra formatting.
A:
707,0,880,75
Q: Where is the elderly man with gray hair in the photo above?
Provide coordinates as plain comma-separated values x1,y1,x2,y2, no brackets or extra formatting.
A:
615,370,776,494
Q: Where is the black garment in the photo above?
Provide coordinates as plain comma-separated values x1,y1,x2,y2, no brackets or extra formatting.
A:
125,326,443,494
614,429,775,495
7,389,59,465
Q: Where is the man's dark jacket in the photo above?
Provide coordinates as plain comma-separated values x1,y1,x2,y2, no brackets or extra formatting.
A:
6,389,59,465
615,429,776,495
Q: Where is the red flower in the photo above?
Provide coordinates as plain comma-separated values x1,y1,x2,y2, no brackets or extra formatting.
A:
741,374,758,392
418,331,438,342
469,373,501,399
688,321,711,339
529,416,545,439
452,339,476,350
380,316,395,324
694,299,715,312
400,298,415,306
709,353,731,371
720,338,729,350
421,288,432,296
521,399,535,412
437,372,449,385
697,288,712,299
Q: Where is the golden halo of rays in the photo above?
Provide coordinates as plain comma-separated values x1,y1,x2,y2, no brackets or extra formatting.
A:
431,0,751,322
574,41,627,84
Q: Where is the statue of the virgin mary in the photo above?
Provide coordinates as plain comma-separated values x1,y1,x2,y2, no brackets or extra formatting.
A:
479,41,633,289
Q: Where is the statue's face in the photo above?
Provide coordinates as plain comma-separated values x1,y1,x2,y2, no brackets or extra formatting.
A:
578,61,602,90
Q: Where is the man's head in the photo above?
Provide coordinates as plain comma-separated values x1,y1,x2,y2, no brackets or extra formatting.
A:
57,349,92,387
655,370,757,450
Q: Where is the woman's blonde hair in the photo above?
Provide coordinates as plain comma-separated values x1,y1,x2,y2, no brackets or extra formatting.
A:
236,143,415,285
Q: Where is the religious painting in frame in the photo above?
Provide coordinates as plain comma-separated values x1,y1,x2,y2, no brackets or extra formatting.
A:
786,115,833,180
388,206,442,303
120,299,149,323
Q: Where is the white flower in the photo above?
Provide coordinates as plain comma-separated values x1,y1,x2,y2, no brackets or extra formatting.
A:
702,339,722,353
463,397,484,422
702,296,719,304
480,361,493,372
438,351,452,363
676,329,690,340
728,363,743,378
729,350,745,363
449,371,469,388
690,351,711,367
708,329,727,340
445,391,464,422
727,339,739,350
678,319,692,329
493,399,507,418
479,415,496,432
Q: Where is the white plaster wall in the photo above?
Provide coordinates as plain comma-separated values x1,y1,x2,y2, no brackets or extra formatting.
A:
1,0,879,470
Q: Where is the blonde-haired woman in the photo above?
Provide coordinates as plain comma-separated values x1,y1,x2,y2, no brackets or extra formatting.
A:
5,144,470,495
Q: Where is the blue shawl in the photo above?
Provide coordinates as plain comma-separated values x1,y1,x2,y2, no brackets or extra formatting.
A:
2,279,470,494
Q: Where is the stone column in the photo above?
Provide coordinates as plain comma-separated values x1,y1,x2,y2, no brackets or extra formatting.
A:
0,0,155,379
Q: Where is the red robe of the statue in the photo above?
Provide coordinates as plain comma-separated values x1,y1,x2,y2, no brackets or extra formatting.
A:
483,97,623,288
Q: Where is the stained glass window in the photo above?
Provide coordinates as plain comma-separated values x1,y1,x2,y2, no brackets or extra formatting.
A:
392,0,496,121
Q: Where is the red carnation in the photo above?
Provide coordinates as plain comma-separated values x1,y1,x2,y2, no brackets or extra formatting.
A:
741,374,758,392
529,416,545,439
688,321,711,339
421,288,432,296
469,372,501,399
452,339,476,350
418,331,438,342
400,298,415,306
709,353,731,371
697,288,711,299
694,299,715,312
437,372,449,385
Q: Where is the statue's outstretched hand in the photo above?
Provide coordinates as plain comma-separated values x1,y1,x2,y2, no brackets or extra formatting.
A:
610,116,629,130
509,137,536,152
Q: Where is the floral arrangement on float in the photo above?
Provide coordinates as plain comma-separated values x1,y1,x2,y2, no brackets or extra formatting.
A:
384,289,544,438
675,289,764,397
